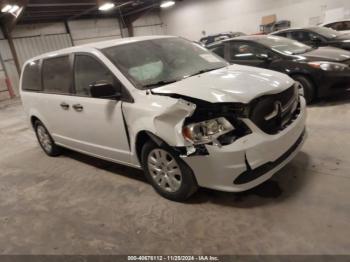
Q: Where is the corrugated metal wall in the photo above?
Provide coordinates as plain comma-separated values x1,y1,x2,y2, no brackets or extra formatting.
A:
0,39,20,96
133,12,164,36
13,34,72,67
68,18,122,45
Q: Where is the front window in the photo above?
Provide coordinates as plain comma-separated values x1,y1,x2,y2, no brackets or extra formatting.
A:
102,37,227,89
309,27,342,39
255,36,313,55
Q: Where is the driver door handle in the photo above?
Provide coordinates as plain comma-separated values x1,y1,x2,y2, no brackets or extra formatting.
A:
72,104,84,112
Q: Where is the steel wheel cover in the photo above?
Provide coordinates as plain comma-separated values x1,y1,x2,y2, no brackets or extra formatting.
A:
37,126,52,152
147,149,182,193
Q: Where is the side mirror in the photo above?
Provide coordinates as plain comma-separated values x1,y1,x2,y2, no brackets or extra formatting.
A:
89,80,121,100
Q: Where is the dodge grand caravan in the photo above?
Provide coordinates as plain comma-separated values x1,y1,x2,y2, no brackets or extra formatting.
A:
20,36,307,201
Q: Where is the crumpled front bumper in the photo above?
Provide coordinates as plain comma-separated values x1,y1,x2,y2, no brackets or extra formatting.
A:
181,97,307,192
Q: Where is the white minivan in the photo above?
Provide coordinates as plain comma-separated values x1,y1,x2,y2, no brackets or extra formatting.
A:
20,36,307,201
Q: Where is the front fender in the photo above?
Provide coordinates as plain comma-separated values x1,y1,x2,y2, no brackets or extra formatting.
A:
122,94,196,164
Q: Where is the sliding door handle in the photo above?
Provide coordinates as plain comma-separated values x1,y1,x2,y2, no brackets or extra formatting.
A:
60,102,69,110
72,104,83,112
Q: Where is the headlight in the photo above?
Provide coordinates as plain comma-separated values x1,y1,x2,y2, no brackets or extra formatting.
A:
182,117,234,145
308,61,349,71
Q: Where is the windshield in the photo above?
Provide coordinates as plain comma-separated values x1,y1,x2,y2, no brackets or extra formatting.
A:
255,36,313,55
102,37,227,89
310,27,343,39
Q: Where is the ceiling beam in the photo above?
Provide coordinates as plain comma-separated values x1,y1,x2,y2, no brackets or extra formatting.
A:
27,3,96,7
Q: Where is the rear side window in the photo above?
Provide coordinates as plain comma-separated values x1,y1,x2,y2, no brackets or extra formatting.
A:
22,60,41,91
42,56,71,94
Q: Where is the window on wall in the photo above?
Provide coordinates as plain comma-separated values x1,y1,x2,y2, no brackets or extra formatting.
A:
74,55,121,97
22,60,42,91
42,56,71,94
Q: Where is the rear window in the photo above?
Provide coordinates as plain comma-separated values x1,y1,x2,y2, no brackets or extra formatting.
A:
22,60,41,91
42,55,71,94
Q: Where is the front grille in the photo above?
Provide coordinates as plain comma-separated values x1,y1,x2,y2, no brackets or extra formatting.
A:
249,85,299,135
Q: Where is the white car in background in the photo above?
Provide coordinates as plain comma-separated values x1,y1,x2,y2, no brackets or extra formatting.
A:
320,20,350,34
20,36,307,201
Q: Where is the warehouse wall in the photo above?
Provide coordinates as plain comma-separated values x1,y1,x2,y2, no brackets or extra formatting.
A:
161,0,350,40
0,38,19,97
132,12,164,36
68,18,122,45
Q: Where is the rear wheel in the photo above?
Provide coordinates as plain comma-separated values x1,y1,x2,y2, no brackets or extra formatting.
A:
34,120,61,156
141,141,198,201
292,75,315,104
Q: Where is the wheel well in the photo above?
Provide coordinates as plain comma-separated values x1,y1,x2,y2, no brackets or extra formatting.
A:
30,116,40,129
289,73,318,96
135,131,152,165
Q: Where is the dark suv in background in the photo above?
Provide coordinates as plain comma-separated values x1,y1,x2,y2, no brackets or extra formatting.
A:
271,27,350,51
208,35,350,103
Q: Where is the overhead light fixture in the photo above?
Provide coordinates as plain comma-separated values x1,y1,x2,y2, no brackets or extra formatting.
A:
9,5,19,13
160,1,175,8
98,2,115,11
1,4,12,13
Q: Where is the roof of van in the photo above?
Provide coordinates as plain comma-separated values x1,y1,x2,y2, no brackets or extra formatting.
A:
26,35,176,62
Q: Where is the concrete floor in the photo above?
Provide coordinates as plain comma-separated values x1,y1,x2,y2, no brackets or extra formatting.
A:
0,95,350,255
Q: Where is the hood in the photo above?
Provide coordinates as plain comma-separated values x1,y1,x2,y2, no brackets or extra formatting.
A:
301,46,350,62
152,65,294,104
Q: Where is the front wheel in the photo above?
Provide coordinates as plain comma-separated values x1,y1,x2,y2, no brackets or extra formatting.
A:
141,141,198,201
292,75,315,104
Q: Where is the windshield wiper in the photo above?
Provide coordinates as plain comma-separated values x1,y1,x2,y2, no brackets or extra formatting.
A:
143,79,179,88
185,67,224,78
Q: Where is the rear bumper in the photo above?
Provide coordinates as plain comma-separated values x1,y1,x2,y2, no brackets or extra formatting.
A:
182,97,307,192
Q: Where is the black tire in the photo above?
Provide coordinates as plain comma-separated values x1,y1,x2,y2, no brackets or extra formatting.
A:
292,75,315,104
141,141,198,201
34,120,62,157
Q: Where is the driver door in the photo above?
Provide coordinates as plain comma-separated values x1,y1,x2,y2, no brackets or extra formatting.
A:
226,41,272,68
58,53,131,164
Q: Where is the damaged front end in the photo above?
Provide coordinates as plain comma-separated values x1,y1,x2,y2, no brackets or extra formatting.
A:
146,89,306,192
151,92,252,157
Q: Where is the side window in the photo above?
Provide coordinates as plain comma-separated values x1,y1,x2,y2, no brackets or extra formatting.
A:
210,45,225,58
42,56,71,94
74,55,121,97
324,23,335,29
228,42,269,61
276,32,287,38
22,60,41,91
290,31,311,42
327,22,344,31
344,21,350,30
